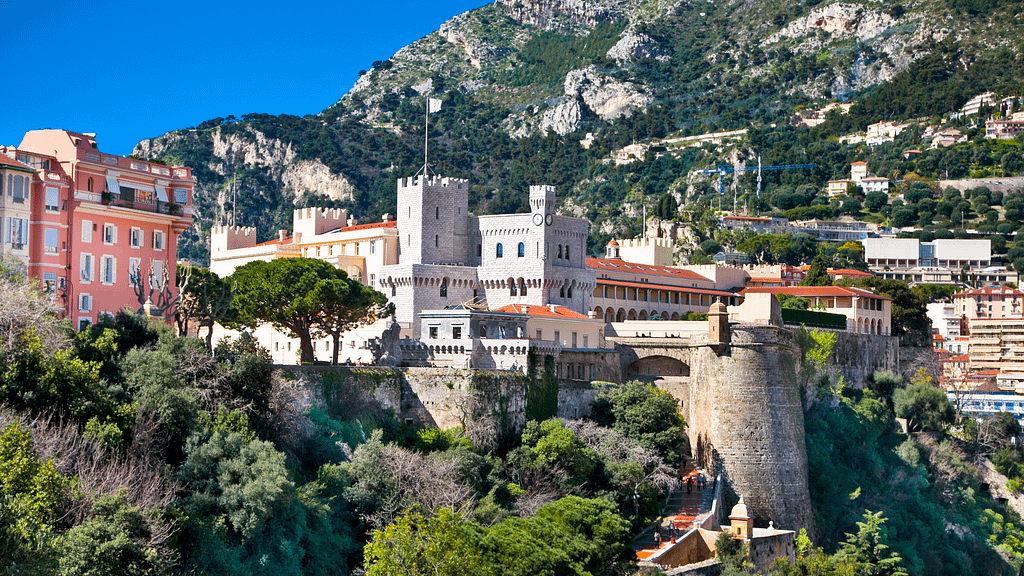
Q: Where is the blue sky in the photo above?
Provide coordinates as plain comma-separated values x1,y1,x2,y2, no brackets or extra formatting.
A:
2,0,488,156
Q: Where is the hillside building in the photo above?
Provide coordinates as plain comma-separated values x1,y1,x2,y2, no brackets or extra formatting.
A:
968,317,1024,376
986,112,1024,140
2,129,194,329
954,286,1024,321
863,238,1015,286
739,286,891,335
589,252,741,323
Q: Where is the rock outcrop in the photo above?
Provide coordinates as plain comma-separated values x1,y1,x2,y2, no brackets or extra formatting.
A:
496,0,623,31
606,30,670,64
565,66,653,120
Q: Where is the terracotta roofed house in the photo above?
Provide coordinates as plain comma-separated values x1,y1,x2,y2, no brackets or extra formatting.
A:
739,286,891,334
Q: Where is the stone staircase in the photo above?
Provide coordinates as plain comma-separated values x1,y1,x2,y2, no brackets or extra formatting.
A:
634,459,709,561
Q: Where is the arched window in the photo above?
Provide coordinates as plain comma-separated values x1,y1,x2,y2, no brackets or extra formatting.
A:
510,278,517,296
87,177,93,192
557,245,563,259
560,285,566,298
565,245,570,260
567,285,573,298
496,243,503,258
520,279,527,296
440,280,448,298
518,242,525,257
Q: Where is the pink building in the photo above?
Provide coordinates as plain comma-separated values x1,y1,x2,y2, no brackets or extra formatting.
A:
954,285,1024,322
2,130,194,330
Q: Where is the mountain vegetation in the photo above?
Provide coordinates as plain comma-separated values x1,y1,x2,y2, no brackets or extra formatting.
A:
131,0,1024,266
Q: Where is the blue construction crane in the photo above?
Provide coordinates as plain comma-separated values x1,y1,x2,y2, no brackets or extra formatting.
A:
696,157,816,212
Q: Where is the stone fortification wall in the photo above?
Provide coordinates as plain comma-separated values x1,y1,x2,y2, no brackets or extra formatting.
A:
287,366,528,443
557,379,599,420
826,331,899,387
687,325,815,540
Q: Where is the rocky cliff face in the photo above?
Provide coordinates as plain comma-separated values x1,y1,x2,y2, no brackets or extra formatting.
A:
495,0,623,31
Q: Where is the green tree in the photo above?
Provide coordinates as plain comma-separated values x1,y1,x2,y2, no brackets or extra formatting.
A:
229,258,386,363
364,507,492,576
893,381,954,432
59,493,164,576
800,254,832,286
176,264,235,351
310,270,391,365
595,381,686,461
835,511,908,576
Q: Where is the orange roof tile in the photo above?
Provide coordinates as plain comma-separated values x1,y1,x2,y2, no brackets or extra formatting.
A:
493,304,591,319
599,278,737,298
0,153,35,173
587,258,710,282
322,220,398,234
741,286,891,300
829,268,873,276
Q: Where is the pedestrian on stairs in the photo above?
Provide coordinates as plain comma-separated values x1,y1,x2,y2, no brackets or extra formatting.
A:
654,527,662,547
686,477,691,494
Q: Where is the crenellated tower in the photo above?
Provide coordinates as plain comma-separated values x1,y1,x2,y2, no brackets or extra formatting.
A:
396,175,470,265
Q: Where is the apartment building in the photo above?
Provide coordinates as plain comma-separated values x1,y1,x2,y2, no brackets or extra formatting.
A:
968,317,1024,374
2,129,194,329
955,286,1024,321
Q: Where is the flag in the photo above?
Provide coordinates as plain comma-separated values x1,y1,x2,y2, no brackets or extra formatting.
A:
428,98,442,114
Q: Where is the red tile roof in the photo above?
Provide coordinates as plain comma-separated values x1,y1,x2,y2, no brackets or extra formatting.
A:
741,286,891,300
253,236,293,247
598,278,738,298
493,304,591,319
954,286,1024,298
587,258,711,282
0,153,35,174
322,220,398,234
829,268,873,277
851,161,868,165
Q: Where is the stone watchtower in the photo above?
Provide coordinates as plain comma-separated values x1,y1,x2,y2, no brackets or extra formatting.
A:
708,300,730,345
396,176,470,265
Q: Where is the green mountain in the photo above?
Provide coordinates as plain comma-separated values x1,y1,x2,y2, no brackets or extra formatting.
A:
132,0,1024,265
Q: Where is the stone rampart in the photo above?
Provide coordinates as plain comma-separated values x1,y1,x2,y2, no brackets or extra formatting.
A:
687,325,814,540
826,330,899,387
285,366,528,444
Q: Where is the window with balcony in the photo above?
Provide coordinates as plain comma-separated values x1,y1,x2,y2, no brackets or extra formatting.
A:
518,242,525,257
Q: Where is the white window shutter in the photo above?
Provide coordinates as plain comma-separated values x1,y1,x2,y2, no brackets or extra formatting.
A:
82,220,92,243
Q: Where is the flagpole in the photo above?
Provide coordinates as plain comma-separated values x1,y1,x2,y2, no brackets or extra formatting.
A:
423,96,429,176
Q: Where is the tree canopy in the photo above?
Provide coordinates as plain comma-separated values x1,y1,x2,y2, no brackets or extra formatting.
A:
228,258,389,363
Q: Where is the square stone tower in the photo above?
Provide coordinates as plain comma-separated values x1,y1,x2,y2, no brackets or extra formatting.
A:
396,175,470,265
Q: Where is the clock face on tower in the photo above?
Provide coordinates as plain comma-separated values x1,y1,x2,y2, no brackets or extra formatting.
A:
545,213,554,226
533,213,544,226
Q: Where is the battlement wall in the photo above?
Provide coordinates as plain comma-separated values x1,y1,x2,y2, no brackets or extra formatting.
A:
210,225,257,251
